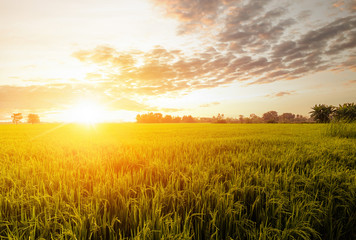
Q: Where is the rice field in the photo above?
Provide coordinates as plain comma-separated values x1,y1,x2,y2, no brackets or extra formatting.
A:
0,123,355,239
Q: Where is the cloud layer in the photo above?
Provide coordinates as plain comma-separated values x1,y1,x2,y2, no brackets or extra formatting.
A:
0,84,158,115
71,0,356,95
1,0,355,117
71,17,355,94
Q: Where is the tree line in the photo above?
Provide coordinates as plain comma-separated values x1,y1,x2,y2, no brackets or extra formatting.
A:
9,102,354,124
11,113,40,124
136,113,196,123
136,111,312,123
137,102,355,124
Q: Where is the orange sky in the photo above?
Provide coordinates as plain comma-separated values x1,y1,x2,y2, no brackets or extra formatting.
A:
0,0,355,122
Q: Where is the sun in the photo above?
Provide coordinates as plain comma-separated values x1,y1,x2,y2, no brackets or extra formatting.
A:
63,99,107,124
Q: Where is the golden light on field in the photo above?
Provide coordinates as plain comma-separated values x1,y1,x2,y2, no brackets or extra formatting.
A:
62,99,108,124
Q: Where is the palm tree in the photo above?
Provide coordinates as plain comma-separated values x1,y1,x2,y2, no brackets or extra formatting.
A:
334,103,356,123
309,104,334,123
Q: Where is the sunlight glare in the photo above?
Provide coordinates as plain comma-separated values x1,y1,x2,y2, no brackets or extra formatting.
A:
63,99,107,124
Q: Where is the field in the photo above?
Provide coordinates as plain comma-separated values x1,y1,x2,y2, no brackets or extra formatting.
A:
0,123,355,239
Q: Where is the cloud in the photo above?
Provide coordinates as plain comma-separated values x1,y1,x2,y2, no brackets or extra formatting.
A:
2,0,355,119
106,97,158,112
0,84,158,119
68,1,356,98
265,91,295,98
298,10,311,20
242,15,356,84
344,80,356,86
85,73,103,80
152,0,223,33
161,107,184,112
73,14,356,92
72,45,229,95
0,84,78,110
200,102,220,107
333,0,356,12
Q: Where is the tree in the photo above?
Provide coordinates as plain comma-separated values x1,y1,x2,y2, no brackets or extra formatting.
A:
250,114,263,123
333,103,356,123
262,111,279,123
136,114,142,123
11,113,23,124
238,115,245,123
182,115,195,123
27,114,40,124
163,115,173,123
279,113,295,123
310,104,334,123
216,113,226,123
294,114,308,123
136,112,163,123
172,116,181,123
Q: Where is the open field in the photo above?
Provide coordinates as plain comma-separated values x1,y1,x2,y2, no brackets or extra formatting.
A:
0,123,355,239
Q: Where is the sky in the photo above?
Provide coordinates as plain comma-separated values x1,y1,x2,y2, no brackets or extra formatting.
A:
0,0,355,122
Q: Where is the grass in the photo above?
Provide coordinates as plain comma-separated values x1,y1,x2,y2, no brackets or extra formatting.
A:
325,122,356,138
0,123,355,239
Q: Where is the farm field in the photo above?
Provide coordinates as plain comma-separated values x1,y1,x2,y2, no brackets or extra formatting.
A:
0,123,355,239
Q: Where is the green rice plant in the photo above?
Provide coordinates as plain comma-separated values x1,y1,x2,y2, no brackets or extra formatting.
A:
0,123,355,239
325,122,356,138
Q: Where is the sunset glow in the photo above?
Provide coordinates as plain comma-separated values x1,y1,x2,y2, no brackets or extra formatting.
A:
62,99,108,124
0,0,355,122
1,1,356,238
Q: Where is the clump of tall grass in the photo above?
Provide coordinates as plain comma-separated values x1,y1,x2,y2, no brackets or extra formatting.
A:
325,122,356,138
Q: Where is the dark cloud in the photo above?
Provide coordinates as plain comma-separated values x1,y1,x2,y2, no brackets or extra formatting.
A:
221,4,296,53
155,0,292,53
152,0,223,33
225,0,272,25
147,0,356,87
298,10,312,20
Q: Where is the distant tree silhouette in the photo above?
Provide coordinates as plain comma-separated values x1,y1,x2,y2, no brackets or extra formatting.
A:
163,115,173,123
279,113,295,123
250,114,263,123
182,115,195,123
27,114,40,124
11,113,23,124
262,111,279,123
310,104,334,123
136,112,165,123
172,116,181,123
215,113,226,123
239,115,244,123
136,111,313,124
